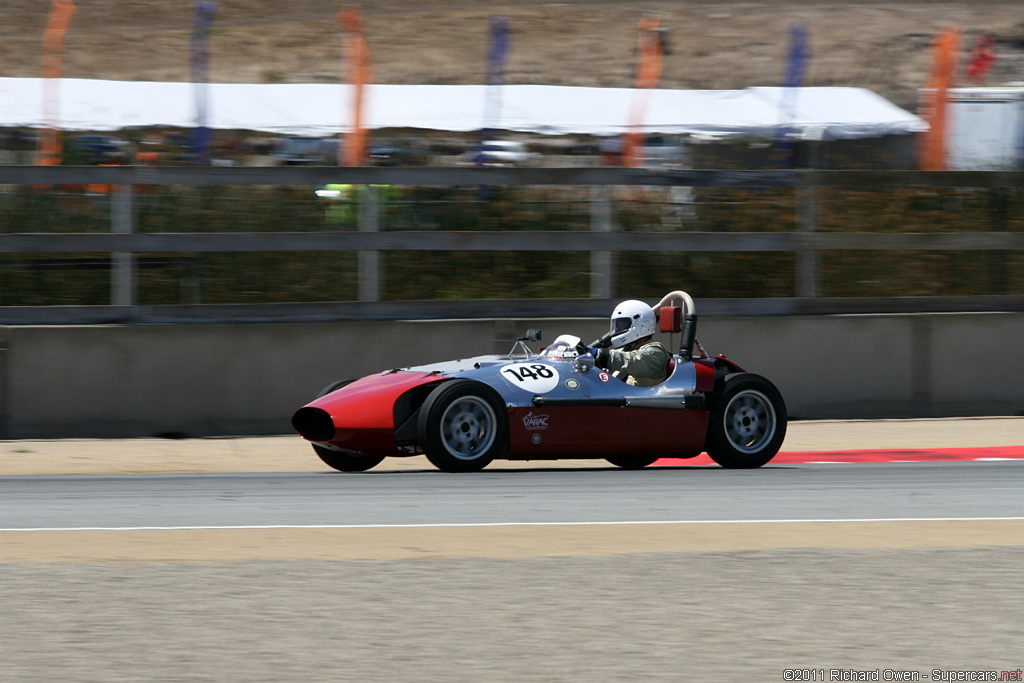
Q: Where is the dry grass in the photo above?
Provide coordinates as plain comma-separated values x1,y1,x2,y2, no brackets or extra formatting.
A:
2,1,1024,110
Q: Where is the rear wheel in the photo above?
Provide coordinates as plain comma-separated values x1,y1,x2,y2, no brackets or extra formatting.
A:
418,380,509,472
605,455,659,469
706,373,786,469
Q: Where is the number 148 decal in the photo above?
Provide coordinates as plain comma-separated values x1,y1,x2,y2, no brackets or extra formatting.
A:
503,364,554,382
501,363,560,393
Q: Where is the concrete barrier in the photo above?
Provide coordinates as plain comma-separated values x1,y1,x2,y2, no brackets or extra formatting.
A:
1,313,1022,438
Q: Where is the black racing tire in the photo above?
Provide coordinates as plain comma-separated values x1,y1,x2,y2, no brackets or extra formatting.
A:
705,373,787,469
312,444,386,473
605,455,659,469
417,380,509,473
317,378,355,398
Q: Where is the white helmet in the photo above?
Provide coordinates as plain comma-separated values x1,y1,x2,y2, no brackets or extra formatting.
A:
608,300,656,349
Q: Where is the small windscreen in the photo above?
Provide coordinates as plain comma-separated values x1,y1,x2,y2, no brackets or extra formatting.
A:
540,334,582,359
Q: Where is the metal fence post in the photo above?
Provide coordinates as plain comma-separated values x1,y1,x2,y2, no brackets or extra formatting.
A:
111,184,135,306
796,178,819,298
0,327,8,439
590,185,614,299
358,184,380,302
988,188,1009,295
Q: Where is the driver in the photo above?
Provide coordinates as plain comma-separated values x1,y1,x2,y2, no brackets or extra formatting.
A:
592,300,670,387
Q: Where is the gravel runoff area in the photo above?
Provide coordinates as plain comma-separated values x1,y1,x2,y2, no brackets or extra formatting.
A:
2,549,1023,682
3,417,1023,682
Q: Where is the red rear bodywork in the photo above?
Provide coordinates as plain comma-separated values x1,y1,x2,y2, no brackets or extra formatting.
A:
506,406,709,459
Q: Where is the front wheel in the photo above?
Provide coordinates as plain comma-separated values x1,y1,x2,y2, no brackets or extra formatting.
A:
706,373,787,469
417,380,509,472
312,445,385,472
605,455,659,469
317,378,355,398
311,379,385,472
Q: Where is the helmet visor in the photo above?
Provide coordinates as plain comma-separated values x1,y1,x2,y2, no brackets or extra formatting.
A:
610,316,632,336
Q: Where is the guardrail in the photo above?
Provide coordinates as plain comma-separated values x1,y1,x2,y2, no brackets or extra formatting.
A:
3,166,1024,188
2,166,1023,323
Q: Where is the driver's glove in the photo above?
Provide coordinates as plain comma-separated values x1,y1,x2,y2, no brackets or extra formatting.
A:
593,347,611,369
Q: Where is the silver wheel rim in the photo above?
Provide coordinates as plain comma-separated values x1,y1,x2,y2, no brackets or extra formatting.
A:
723,389,776,455
440,395,497,461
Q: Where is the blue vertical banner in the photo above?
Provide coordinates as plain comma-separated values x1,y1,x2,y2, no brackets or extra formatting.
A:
783,23,809,90
477,16,510,164
190,1,216,165
486,16,511,87
774,23,809,167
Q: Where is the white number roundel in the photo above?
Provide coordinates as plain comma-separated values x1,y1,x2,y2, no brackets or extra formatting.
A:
500,363,559,393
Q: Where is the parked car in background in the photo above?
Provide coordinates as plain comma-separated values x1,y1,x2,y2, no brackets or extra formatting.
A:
368,138,428,166
458,139,538,166
640,135,687,168
70,134,128,165
270,137,336,165
0,129,38,165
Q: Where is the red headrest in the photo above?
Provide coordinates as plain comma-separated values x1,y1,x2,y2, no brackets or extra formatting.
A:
658,306,681,334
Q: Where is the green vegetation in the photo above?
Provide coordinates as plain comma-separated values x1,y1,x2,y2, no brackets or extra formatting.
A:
1,184,1022,305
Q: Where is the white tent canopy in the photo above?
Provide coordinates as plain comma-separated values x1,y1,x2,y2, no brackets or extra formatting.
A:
0,78,926,140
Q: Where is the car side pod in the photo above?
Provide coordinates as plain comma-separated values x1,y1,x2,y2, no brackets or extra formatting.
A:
531,393,705,410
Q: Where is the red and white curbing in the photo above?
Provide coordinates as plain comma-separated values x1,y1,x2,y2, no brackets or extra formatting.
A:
656,445,1024,467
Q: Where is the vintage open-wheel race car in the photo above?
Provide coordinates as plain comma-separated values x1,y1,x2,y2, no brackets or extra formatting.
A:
292,290,787,472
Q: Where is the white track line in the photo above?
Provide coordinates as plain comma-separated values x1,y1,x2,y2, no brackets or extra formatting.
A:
3,517,1024,532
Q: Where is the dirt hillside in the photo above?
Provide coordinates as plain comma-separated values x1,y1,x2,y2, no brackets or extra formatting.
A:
2,1,1024,111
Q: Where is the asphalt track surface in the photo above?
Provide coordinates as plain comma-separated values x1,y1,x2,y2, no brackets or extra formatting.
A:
3,461,1024,530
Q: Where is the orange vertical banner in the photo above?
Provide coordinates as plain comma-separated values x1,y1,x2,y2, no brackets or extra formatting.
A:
338,8,372,166
918,26,960,171
37,0,76,166
621,16,665,169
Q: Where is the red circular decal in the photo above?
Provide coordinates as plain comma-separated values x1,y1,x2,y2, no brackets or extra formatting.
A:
599,372,610,382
